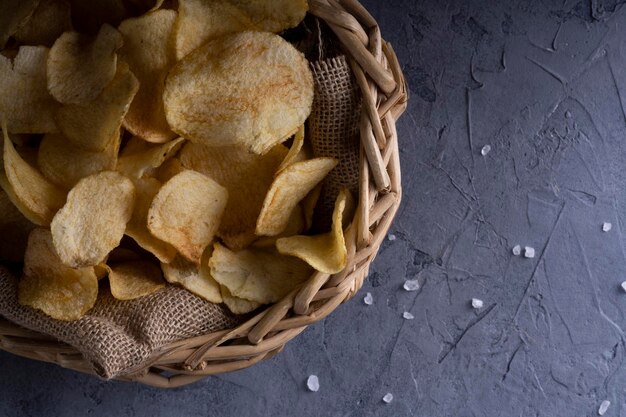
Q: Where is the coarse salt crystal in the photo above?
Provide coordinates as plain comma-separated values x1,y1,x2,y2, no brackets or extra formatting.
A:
387,233,397,241
524,246,535,258
382,393,393,404
603,222,612,232
471,298,484,309
621,281,626,292
481,144,491,156
512,245,521,256
403,279,420,291
403,311,414,320
306,375,319,392
599,400,610,415
363,292,373,305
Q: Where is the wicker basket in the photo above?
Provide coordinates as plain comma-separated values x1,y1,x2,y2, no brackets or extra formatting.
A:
0,0,407,388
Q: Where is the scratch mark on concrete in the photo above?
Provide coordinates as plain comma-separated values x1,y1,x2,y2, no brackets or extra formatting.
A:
438,303,497,364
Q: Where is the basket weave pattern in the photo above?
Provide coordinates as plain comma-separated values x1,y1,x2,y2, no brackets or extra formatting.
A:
0,0,407,388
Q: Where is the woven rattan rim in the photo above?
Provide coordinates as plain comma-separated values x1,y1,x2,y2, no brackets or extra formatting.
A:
0,0,408,388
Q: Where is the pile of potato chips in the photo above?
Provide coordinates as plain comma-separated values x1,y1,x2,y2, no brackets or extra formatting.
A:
0,0,351,320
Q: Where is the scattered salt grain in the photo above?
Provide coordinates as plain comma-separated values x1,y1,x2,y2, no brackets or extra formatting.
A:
382,393,394,404
512,245,521,256
403,279,420,291
603,222,612,232
471,298,484,309
363,292,373,305
481,144,491,156
621,281,626,292
565,110,572,119
403,311,414,320
524,246,535,258
387,233,397,241
307,375,319,392
598,400,610,415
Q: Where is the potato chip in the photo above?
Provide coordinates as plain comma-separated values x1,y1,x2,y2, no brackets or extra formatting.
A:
230,0,308,33
68,0,127,35
94,263,109,280
14,0,72,47
118,137,185,179
209,243,311,304
256,157,337,236
153,157,184,183
51,171,135,268
125,177,177,263
160,249,222,303
0,46,58,133
118,9,177,143
2,128,66,225
0,0,39,48
164,31,314,154
55,61,139,152
276,190,348,274
220,285,260,315
179,142,287,249
0,187,36,262
47,24,123,105
251,205,305,249
302,184,322,230
108,260,165,300
148,170,227,264
173,0,254,60
18,228,98,321
277,124,305,173
37,132,120,189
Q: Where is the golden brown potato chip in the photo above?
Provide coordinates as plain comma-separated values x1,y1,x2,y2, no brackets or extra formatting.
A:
68,0,126,35
220,285,260,315
209,243,311,304
108,260,165,300
0,187,36,262
161,249,222,303
55,61,139,152
94,263,109,280
229,0,308,33
148,170,227,264
51,171,135,267
0,0,39,48
14,0,72,47
0,46,58,133
125,177,177,263
18,228,98,320
302,183,322,230
179,142,287,249
251,205,305,249
37,132,120,189
276,189,348,274
256,157,337,236
47,24,123,105
118,137,185,179
277,124,305,173
164,31,314,154
118,9,177,143
153,156,184,183
2,128,66,225
173,0,254,60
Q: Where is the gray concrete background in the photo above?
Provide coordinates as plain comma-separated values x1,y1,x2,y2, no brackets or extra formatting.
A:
4,0,626,416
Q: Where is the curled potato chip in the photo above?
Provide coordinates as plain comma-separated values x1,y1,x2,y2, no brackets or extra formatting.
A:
161,249,222,303
209,243,311,304
51,171,135,268
220,285,260,315
148,170,228,264
302,183,322,230
229,0,308,33
0,187,36,262
94,263,109,280
0,0,39,48
18,228,98,320
108,260,165,300
256,157,337,236
2,128,66,225
47,24,123,105
125,177,177,263
164,31,314,154
55,61,139,152
118,9,177,143
252,205,305,249
276,189,348,274
153,156,184,183
118,137,185,179
38,132,120,189
14,0,72,47
277,125,305,173
0,46,58,133
179,142,287,249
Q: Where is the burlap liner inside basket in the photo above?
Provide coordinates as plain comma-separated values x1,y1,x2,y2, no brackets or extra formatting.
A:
0,54,361,379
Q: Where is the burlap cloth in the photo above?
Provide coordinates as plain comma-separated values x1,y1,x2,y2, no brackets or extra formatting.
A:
0,54,361,380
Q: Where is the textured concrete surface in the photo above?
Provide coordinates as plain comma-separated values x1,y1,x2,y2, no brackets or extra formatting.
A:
4,0,626,416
